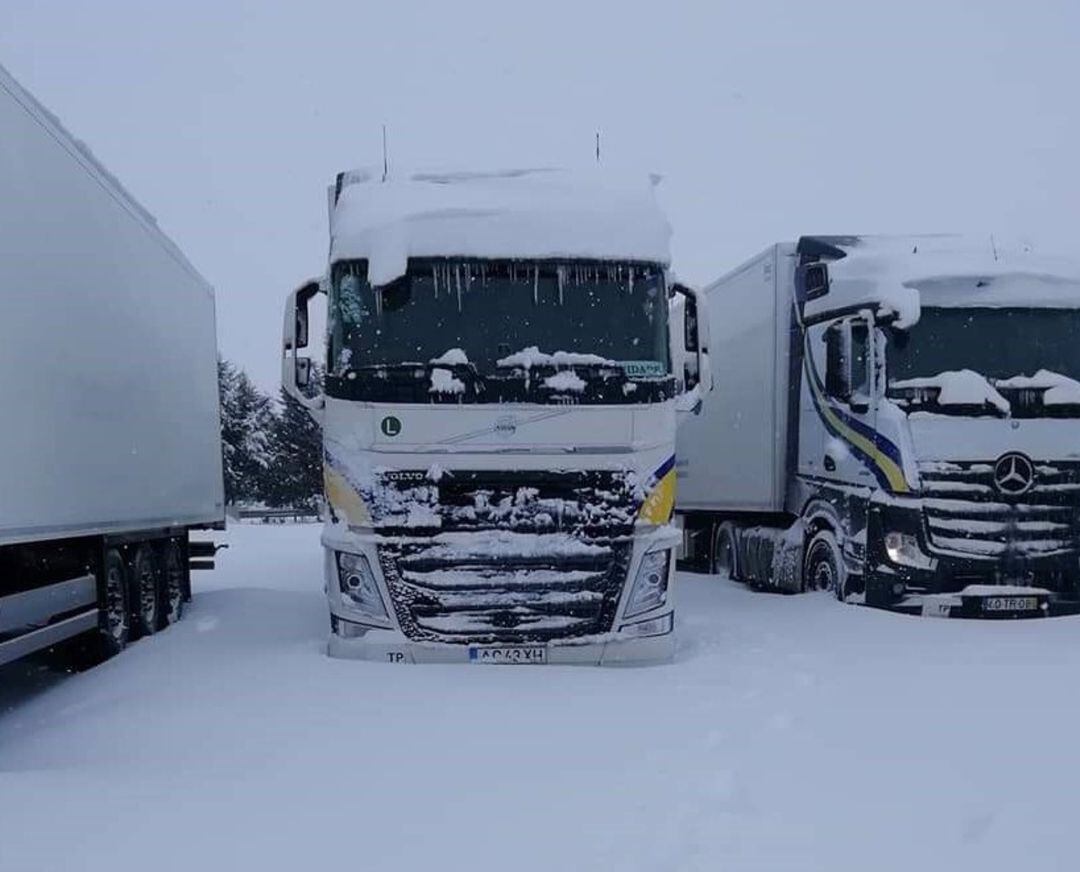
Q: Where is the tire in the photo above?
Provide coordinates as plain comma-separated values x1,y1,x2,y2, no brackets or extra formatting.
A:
803,530,846,599
711,523,739,580
159,540,186,628
129,544,160,638
98,548,131,658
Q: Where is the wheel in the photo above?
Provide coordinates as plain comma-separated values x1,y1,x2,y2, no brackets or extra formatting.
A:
159,540,186,628
98,548,131,658
804,530,846,599
711,522,738,580
129,544,160,638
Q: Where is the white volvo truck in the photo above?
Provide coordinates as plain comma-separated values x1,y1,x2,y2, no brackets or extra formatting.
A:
282,168,710,663
0,63,224,668
677,235,1080,618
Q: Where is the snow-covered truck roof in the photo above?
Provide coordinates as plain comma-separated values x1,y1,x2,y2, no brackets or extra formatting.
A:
328,168,672,287
808,234,1080,320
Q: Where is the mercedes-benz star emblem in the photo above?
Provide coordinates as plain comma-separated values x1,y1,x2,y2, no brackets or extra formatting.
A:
993,452,1035,496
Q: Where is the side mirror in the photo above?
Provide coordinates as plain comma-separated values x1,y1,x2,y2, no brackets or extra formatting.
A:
671,283,712,414
296,357,312,390
282,278,325,420
796,262,830,302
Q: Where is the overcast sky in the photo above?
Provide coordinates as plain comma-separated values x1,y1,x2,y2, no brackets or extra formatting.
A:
3,0,1077,389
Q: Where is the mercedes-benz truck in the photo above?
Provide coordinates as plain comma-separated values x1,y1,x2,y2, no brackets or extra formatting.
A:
677,235,1080,618
282,168,710,663
0,63,224,668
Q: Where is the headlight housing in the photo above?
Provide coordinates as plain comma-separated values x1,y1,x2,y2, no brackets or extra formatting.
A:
625,549,670,618
884,531,935,570
336,552,390,623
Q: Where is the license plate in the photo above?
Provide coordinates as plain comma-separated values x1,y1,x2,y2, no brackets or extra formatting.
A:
469,646,547,665
982,596,1039,612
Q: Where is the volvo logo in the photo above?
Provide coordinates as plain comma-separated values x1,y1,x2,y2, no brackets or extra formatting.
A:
993,452,1035,496
493,416,517,439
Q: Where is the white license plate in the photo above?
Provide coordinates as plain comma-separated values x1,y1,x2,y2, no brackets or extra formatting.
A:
982,596,1039,612
469,646,547,665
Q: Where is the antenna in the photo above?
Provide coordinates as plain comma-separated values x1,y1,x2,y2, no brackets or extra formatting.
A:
595,130,600,164
382,125,389,182
990,233,999,262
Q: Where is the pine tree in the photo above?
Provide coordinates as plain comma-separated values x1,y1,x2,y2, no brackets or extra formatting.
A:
218,358,276,504
263,384,324,510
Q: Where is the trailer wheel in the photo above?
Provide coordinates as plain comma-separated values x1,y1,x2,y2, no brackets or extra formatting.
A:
804,530,846,599
130,544,160,638
98,548,131,657
711,523,739,580
160,540,186,628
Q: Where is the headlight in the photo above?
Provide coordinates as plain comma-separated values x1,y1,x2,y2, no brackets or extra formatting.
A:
884,531,935,570
625,549,670,618
337,552,390,622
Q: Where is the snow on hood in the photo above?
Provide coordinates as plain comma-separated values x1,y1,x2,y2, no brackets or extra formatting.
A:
997,370,1080,406
329,168,672,286
823,235,1080,328
891,369,1011,413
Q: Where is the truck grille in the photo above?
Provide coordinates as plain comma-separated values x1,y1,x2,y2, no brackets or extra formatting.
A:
372,470,637,643
919,460,1080,559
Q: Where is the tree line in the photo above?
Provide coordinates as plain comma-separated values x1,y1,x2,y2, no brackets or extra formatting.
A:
218,358,322,509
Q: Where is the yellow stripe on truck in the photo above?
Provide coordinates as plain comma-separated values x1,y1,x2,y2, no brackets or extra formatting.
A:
324,465,372,526
807,375,910,494
638,468,677,524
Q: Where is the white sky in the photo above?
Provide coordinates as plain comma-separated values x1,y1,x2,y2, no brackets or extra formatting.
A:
3,0,1077,389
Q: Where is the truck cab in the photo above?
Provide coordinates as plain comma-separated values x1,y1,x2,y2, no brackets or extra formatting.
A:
284,169,709,662
677,234,1080,618
800,236,1080,615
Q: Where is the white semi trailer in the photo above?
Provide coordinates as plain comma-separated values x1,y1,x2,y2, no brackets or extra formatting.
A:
0,64,225,667
283,168,710,663
677,235,1080,618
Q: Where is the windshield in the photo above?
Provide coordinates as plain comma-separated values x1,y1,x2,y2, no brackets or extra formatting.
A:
326,258,673,404
886,307,1080,417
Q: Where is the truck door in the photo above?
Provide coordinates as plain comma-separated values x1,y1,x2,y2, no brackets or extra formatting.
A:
820,316,877,487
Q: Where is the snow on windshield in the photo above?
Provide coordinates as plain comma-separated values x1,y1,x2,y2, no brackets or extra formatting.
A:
429,367,465,395
541,370,587,393
890,369,1011,413
996,370,1080,406
496,347,614,369
430,348,469,366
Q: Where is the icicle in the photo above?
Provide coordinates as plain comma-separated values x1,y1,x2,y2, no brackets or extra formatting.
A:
432,265,439,298
556,265,566,305
627,267,634,295
455,265,462,312
533,266,539,305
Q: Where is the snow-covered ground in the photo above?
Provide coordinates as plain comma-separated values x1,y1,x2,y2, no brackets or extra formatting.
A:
3,523,1080,871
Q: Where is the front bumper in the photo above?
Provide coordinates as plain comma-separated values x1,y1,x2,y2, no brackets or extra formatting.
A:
327,617,676,665
866,504,1080,615
322,522,680,663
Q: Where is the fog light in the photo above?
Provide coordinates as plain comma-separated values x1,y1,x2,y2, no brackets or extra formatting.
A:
619,612,674,638
336,552,390,623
